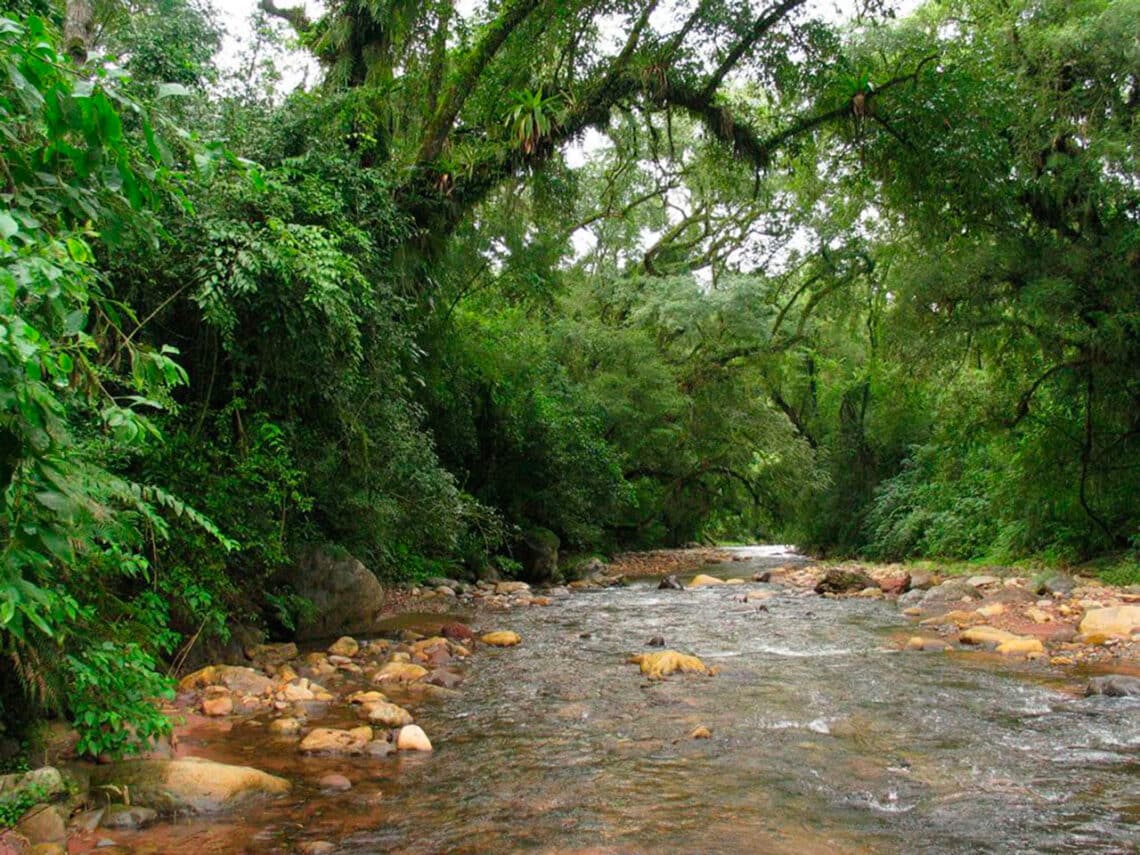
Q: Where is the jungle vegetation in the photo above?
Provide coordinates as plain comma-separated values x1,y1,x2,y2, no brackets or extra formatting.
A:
0,0,1136,753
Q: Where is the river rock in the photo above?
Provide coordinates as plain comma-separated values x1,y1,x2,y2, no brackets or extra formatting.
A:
365,740,393,758
298,842,337,855
201,690,234,717
879,573,911,595
318,773,352,792
425,668,464,689
690,726,712,739
1085,675,1140,697
245,642,298,668
372,662,429,683
996,637,1044,656
87,758,290,815
897,589,925,609
814,568,877,595
299,728,371,755
178,665,274,697
347,690,387,705
1078,605,1140,641
1035,572,1075,597
481,631,521,647
441,622,475,641
285,547,390,640
268,717,302,736
364,702,414,728
689,574,726,588
658,575,684,590
959,626,1020,646
965,574,1000,588
647,635,666,647
15,805,66,845
751,570,772,583
628,650,711,679
905,636,952,652
328,636,360,658
496,581,531,595
100,805,157,830
909,570,937,590
921,579,982,608
396,725,433,752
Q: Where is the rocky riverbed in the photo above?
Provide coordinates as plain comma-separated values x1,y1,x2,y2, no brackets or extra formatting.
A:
2,549,1137,854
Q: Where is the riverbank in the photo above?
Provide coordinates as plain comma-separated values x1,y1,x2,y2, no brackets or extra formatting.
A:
3,550,1136,853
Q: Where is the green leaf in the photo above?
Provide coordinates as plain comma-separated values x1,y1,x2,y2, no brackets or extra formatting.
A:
0,211,17,238
157,83,191,100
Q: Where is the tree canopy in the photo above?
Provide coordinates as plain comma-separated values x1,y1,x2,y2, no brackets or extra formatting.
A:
0,0,1136,753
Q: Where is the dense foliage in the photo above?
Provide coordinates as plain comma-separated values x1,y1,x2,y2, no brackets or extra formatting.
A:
0,0,1135,753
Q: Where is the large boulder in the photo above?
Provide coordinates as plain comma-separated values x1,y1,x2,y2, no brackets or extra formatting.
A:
285,547,390,640
1078,605,1140,642
86,758,289,815
516,528,560,584
177,665,274,697
814,568,877,595
0,767,67,803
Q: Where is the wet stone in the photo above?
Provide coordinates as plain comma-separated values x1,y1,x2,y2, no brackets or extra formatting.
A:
318,773,352,792
100,805,158,830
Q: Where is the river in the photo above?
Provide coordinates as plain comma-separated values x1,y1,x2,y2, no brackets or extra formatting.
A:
335,547,1139,853
128,546,1138,854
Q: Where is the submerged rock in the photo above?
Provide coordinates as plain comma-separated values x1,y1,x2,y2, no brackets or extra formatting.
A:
658,575,684,590
905,636,952,652
298,727,372,755
689,574,726,588
1085,675,1140,697
100,805,157,830
87,758,290,815
628,650,712,679
317,773,352,792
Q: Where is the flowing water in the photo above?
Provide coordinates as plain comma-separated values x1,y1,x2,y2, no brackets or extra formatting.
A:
336,547,1139,854
135,547,1139,853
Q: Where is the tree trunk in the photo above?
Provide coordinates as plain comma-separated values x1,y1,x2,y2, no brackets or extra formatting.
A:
64,0,95,64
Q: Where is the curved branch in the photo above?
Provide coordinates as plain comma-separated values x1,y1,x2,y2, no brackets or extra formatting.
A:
258,0,312,34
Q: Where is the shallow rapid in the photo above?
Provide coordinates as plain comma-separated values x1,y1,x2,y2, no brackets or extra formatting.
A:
332,548,1140,854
